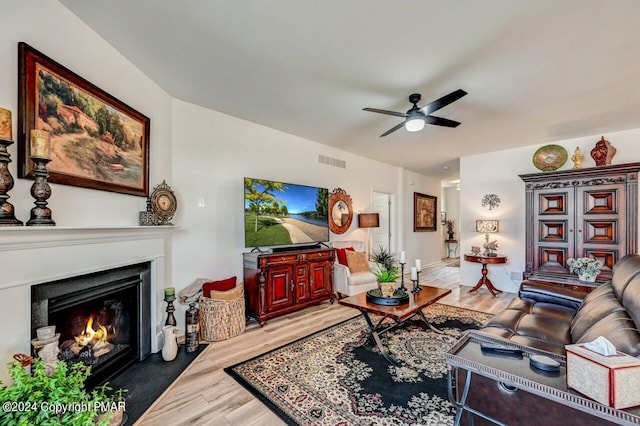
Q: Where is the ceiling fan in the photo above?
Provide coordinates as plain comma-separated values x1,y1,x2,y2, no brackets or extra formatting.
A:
363,89,468,137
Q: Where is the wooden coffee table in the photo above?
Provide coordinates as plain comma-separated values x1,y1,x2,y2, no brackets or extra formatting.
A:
339,285,452,363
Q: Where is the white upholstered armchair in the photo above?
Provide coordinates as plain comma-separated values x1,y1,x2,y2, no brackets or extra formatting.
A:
330,241,379,297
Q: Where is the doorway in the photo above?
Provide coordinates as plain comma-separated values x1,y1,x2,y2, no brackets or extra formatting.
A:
372,192,394,255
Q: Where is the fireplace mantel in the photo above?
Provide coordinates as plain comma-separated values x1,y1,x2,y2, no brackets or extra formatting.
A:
0,226,175,252
0,226,172,377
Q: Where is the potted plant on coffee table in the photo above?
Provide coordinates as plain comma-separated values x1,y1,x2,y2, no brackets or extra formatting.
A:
372,266,400,297
370,246,400,297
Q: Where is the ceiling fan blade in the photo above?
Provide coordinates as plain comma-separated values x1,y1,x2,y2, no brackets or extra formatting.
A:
425,115,461,128
363,107,408,118
380,121,406,137
419,89,467,115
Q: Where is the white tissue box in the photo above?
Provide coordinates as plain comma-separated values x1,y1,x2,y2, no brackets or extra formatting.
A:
566,343,640,409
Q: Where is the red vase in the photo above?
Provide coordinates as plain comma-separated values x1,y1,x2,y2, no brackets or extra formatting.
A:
590,136,616,166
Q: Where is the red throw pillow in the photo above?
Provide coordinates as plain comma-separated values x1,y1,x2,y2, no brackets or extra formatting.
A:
202,276,236,296
336,247,355,265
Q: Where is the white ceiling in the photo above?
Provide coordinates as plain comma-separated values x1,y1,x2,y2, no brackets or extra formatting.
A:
60,0,640,180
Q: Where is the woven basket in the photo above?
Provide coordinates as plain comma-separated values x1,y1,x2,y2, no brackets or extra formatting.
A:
199,282,246,341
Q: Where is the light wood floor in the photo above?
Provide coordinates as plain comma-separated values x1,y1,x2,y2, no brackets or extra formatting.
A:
135,259,515,426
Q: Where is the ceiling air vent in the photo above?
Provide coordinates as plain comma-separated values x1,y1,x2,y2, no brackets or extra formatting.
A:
318,154,346,169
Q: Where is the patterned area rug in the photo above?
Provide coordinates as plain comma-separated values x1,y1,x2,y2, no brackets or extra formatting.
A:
225,304,492,425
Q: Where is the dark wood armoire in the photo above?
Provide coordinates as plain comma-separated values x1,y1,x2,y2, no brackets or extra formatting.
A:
520,162,640,288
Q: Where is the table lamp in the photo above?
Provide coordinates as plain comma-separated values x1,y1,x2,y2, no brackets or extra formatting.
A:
358,212,379,260
476,220,499,257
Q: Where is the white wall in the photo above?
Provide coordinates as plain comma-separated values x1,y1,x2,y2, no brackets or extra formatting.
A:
402,170,443,269
460,128,640,293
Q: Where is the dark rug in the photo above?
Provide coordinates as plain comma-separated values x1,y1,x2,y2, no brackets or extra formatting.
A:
109,343,206,424
225,304,492,425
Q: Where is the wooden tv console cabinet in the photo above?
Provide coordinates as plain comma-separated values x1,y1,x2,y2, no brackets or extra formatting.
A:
243,247,335,326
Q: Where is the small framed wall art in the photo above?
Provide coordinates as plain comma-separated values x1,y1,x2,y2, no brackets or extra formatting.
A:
414,192,437,232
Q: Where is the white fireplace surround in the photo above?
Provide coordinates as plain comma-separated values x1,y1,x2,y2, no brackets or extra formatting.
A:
0,226,173,383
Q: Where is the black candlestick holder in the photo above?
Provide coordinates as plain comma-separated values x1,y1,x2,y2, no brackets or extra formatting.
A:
26,157,55,226
412,275,422,294
164,295,177,326
399,262,407,291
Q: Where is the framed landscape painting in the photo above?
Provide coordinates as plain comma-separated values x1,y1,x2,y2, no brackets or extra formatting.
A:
18,42,150,196
414,192,437,232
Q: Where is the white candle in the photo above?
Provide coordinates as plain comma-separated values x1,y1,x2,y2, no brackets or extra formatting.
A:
399,251,406,263
415,259,422,270
410,267,418,281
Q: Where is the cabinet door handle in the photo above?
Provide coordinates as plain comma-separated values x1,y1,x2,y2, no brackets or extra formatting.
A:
569,229,573,233
578,229,582,233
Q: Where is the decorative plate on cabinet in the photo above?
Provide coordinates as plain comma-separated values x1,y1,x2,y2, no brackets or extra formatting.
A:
532,145,568,171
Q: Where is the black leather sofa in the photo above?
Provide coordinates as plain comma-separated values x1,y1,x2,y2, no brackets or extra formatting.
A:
480,254,640,356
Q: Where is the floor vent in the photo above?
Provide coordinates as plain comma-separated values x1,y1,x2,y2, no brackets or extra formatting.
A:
319,154,346,169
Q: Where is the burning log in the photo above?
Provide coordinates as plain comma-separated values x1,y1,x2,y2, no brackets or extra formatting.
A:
57,314,116,367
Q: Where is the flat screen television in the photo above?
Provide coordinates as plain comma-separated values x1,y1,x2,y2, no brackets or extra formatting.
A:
244,177,329,249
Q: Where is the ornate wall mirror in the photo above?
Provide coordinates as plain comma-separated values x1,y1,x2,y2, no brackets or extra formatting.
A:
328,188,353,234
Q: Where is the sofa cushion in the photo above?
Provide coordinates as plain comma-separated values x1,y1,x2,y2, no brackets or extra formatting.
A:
519,280,585,310
528,302,577,323
336,247,355,265
202,276,237,296
514,314,572,347
570,292,625,342
484,309,525,334
612,254,640,300
348,271,378,286
575,311,640,357
345,250,371,273
622,275,640,331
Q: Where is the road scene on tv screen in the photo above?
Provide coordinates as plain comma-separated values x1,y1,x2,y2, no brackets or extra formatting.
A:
244,178,329,247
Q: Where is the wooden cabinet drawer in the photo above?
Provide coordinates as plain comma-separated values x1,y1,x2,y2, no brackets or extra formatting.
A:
260,253,298,266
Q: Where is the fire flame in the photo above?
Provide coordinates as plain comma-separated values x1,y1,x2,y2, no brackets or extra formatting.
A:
74,315,114,348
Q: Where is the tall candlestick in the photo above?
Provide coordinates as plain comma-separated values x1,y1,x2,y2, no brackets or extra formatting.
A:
415,259,422,270
26,156,55,226
410,267,418,281
0,108,11,141
30,129,50,159
0,133,23,226
399,251,406,264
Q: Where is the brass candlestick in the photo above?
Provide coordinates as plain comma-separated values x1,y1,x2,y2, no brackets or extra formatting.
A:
26,157,55,226
0,138,23,226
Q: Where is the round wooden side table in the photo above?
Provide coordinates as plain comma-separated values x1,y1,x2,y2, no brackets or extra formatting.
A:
463,254,508,297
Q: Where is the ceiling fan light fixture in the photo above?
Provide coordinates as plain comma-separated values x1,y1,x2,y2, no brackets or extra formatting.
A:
405,117,425,132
